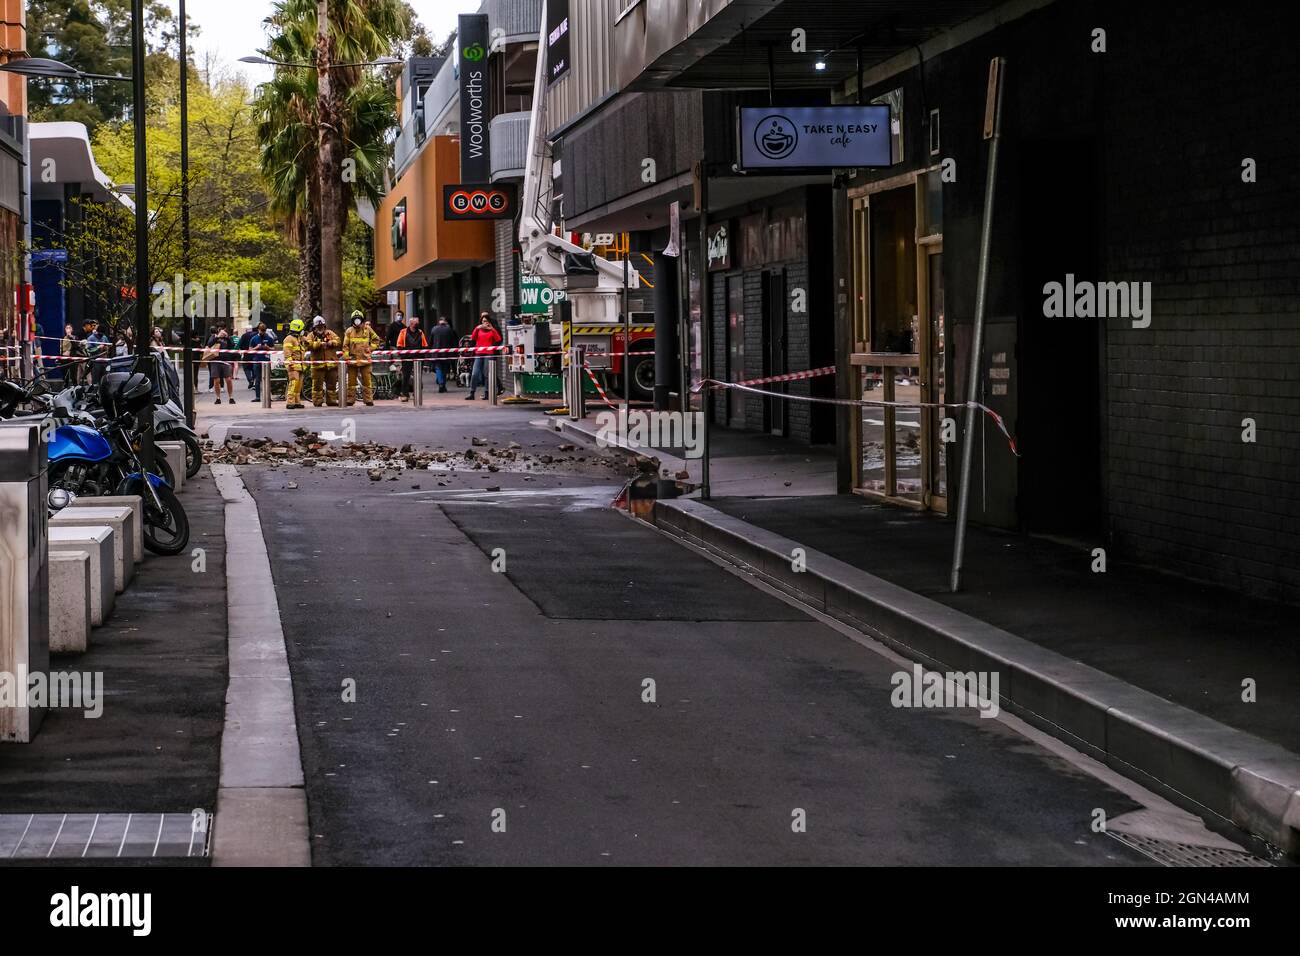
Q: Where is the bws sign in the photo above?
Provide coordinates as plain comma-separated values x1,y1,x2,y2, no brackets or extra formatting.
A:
738,105,892,170
443,184,518,221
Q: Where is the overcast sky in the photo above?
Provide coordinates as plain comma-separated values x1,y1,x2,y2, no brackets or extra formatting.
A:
168,0,476,84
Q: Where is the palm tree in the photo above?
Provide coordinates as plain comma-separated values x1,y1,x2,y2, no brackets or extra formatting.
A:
255,0,404,324
265,0,406,330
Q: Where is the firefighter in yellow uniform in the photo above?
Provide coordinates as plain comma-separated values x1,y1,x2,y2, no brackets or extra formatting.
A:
342,310,381,406
283,318,307,409
306,315,342,407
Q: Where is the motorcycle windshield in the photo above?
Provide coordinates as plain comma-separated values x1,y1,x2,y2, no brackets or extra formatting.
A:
49,424,114,462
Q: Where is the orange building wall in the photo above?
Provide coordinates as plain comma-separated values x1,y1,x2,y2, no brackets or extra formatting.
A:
374,135,494,290
0,0,27,116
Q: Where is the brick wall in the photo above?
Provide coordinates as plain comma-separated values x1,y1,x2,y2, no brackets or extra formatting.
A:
1099,1,1300,601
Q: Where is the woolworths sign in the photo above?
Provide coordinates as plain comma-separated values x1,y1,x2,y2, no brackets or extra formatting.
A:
520,273,566,314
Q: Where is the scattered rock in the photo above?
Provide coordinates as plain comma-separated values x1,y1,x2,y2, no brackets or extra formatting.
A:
471,436,488,446
367,469,383,481
485,486,500,492
558,443,576,451
286,480,299,490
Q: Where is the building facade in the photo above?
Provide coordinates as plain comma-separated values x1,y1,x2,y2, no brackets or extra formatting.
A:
607,0,1300,603
374,0,543,335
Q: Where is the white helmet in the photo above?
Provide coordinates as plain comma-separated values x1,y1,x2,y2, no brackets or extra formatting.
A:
312,315,326,327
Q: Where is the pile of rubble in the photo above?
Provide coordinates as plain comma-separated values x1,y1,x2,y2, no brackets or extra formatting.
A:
204,428,647,481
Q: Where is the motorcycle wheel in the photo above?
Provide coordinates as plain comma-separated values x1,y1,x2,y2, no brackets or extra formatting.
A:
160,429,203,479
142,485,190,555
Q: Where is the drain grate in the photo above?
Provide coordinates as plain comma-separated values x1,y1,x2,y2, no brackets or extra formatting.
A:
0,813,211,860
1108,831,1271,867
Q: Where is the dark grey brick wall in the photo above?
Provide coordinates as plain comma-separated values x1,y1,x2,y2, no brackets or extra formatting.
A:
1100,1,1300,601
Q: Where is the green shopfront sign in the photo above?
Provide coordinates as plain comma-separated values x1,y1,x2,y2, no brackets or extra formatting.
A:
520,273,566,314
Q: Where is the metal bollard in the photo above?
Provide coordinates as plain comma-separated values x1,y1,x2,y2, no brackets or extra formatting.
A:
567,348,579,421
262,364,271,408
0,423,49,742
488,355,498,405
337,357,348,408
413,358,423,407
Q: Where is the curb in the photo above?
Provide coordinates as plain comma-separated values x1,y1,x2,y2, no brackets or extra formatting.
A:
653,497,1300,858
208,465,311,867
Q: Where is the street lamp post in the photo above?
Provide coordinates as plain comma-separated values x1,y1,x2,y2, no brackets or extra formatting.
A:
180,0,194,428
128,0,154,473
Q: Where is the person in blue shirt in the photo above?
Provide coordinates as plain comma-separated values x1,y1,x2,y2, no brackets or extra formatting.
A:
85,323,112,385
247,322,278,401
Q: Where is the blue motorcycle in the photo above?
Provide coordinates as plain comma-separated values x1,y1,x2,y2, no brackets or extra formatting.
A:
1,372,190,555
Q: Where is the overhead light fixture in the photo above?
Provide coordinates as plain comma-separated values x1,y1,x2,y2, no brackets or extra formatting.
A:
814,60,827,71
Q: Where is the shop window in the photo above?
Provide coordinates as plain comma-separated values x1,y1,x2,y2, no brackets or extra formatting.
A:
919,168,943,241
868,184,917,353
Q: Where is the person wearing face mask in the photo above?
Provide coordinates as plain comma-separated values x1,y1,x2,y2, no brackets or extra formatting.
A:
306,315,342,407
342,309,381,406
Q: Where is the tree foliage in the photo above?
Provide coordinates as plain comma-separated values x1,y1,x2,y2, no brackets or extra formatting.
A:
26,0,188,133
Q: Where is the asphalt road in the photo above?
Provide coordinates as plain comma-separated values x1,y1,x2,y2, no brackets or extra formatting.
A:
227,404,1151,865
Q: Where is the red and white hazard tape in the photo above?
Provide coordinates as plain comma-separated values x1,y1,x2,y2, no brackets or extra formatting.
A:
693,377,1020,456
729,365,836,387
582,363,617,408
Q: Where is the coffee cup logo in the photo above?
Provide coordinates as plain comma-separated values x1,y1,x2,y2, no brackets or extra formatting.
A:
755,116,797,160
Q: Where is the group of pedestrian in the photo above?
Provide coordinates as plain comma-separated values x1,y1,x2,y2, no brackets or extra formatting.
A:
200,322,277,403
58,320,163,385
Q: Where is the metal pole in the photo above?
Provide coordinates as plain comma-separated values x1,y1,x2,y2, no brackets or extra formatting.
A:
337,356,347,408
262,370,271,408
622,240,631,404
130,0,154,474
698,166,711,500
950,58,1006,593
676,214,689,416
488,354,498,404
179,0,194,428
413,356,423,406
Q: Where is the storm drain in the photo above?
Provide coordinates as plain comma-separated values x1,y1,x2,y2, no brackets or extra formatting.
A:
1107,832,1271,867
0,813,212,860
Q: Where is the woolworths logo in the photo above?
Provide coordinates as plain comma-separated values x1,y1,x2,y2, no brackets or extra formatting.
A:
463,42,485,61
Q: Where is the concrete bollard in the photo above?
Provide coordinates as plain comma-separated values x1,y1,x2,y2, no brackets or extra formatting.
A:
51,508,132,593
48,551,92,654
48,526,114,626
157,442,185,493
70,495,143,563
0,422,49,742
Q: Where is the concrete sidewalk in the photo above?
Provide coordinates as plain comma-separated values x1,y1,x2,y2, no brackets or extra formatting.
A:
0,469,228,862
653,494,1300,857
